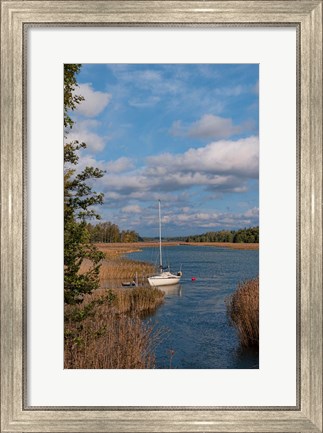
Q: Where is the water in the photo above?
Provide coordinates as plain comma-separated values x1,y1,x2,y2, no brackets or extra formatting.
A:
127,245,259,369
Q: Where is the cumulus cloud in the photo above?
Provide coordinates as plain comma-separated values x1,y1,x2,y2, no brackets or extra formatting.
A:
90,137,258,227
101,205,259,235
75,83,111,117
76,155,134,175
106,157,134,173
189,115,243,139
162,207,259,231
76,154,106,172
91,136,258,207
65,119,106,152
79,136,258,233
82,136,259,212
67,130,105,152
147,136,259,179
171,114,254,139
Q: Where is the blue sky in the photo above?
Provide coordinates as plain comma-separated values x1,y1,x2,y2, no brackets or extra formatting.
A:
67,64,259,237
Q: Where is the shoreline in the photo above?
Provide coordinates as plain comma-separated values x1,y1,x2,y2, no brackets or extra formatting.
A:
96,241,259,258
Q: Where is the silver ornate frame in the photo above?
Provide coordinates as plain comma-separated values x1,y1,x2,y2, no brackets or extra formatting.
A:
1,1,322,432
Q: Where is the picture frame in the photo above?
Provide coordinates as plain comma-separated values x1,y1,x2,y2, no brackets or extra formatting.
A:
1,1,322,432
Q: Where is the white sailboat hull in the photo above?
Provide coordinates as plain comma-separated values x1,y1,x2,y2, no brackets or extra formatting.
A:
148,272,181,287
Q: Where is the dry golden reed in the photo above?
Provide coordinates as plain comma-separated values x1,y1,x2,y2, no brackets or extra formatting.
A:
65,255,165,369
226,277,259,347
64,287,165,368
80,256,155,289
65,307,162,369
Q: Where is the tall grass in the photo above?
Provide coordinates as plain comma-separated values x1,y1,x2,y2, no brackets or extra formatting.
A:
65,304,162,369
226,277,259,348
112,287,164,315
81,257,155,289
65,257,165,369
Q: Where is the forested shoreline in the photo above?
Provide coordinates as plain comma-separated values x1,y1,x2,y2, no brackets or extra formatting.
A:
86,222,143,243
173,226,259,243
86,222,259,244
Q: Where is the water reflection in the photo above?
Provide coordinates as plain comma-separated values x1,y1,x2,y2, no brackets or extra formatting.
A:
157,283,182,296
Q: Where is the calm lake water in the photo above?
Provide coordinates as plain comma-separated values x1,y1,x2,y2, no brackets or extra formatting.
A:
127,245,259,369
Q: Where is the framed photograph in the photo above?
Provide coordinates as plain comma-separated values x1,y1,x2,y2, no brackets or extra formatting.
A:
1,1,322,432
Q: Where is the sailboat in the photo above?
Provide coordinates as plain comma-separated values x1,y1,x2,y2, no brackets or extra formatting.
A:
148,200,182,287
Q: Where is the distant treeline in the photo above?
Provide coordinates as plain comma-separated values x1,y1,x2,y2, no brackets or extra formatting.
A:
86,222,143,243
87,223,259,244
173,226,259,243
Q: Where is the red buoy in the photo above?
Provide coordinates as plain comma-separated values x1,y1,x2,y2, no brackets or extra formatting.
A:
191,277,196,281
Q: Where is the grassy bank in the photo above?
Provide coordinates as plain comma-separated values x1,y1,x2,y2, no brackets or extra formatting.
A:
65,255,165,369
226,277,259,348
95,241,259,256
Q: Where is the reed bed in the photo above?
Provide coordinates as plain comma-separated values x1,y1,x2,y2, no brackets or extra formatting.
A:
80,286,165,316
65,257,164,369
80,257,155,288
226,277,259,348
65,306,162,369
65,287,165,368
95,243,142,259
113,287,164,315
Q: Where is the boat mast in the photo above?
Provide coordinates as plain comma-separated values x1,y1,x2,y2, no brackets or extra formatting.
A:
158,200,162,269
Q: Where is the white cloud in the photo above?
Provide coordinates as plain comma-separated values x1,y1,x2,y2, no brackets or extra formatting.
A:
75,83,111,117
171,114,252,139
76,154,106,172
147,136,259,179
101,205,259,234
164,207,259,230
215,85,245,97
67,130,105,152
64,117,117,154
121,204,141,213
128,96,160,108
139,70,162,81
108,66,183,96
106,157,134,173
122,69,162,84
75,155,134,176
92,137,258,207
243,207,259,218
188,114,243,139
79,136,259,233
65,118,106,152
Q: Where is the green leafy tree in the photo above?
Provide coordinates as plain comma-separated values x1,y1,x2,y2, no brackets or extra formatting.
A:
64,64,105,304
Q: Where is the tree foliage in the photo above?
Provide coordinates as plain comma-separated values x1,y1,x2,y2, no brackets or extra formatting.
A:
64,64,105,305
86,222,143,243
64,64,84,129
171,226,259,243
